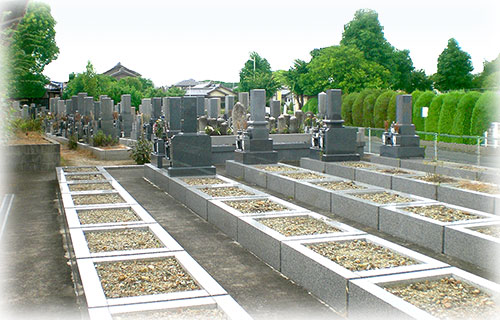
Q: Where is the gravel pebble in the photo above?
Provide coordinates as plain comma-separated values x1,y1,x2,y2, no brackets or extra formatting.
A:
96,258,200,298
354,192,414,204
256,165,300,172
223,199,288,213
403,205,482,223
341,162,374,168
307,239,418,272
85,229,164,253
78,208,139,224
66,173,106,181
415,174,457,184
257,216,342,236
470,225,500,238
280,172,326,180
199,186,253,197
377,168,411,175
63,167,98,172
455,181,500,194
72,193,126,205
69,183,114,191
113,307,227,320
181,177,225,186
313,180,365,190
384,277,499,320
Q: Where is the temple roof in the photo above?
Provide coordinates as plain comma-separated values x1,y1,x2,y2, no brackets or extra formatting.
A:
102,62,141,79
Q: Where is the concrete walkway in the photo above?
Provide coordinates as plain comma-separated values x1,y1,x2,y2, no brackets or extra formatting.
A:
107,167,340,320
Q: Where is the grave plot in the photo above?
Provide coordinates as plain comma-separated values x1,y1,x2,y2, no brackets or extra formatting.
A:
281,234,447,315
331,189,432,229
437,180,500,215
444,221,500,278
207,196,307,240
324,161,377,180
78,252,227,308
62,166,99,173
87,295,252,320
167,175,234,204
61,191,131,207
65,205,157,229
380,203,499,253
69,224,183,258
392,173,458,200
349,268,500,320
237,211,364,270
354,164,417,189
266,169,330,198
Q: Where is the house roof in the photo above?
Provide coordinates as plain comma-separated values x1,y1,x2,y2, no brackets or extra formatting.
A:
185,84,236,97
102,62,141,78
45,81,64,92
174,78,199,87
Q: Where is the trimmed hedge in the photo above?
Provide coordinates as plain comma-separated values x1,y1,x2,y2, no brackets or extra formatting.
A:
303,97,318,114
413,91,435,131
341,93,358,125
424,95,444,139
387,93,398,123
471,91,499,136
352,88,375,126
438,91,465,142
452,91,482,143
373,90,395,128
362,93,379,127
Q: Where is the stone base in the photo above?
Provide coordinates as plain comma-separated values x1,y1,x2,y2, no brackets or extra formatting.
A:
233,150,278,164
379,145,425,159
167,166,216,177
309,147,360,162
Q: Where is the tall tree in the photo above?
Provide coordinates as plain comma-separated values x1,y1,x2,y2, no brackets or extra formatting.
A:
410,69,433,92
238,52,279,100
6,1,59,100
284,59,310,109
472,54,500,89
433,38,474,91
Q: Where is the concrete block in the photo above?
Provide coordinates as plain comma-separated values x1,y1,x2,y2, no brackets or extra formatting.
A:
65,204,157,229
281,235,447,316
368,154,401,167
244,165,267,188
266,173,296,198
438,183,497,214
400,159,436,173
299,157,326,173
225,160,245,179
294,179,341,212
379,203,498,253
324,162,357,180
435,165,477,181
348,268,500,320
478,169,500,184
392,174,438,200
355,166,394,189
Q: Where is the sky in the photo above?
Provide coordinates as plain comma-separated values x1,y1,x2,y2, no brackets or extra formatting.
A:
39,0,500,87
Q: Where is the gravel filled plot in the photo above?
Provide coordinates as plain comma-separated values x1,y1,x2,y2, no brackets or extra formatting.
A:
306,239,418,272
113,306,227,320
85,229,163,253
313,181,365,191
403,205,483,223
72,193,125,205
78,208,140,225
455,181,500,194
384,277,499,320
199,186,253,197
257,216,341,237
354,192,414,204
415,174,457,184
280,172,326,180
376,168,411,175
63,167,98,173
341,162,374,168
181,177,226,186
69,182,114,191
471,225,500,238
223,199,287,213
66,173,106,181
256,165,300,172
95,258,200,298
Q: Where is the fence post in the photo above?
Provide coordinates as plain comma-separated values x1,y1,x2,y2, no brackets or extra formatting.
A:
368,127,371,154
477,136,481,166
434,133,438,161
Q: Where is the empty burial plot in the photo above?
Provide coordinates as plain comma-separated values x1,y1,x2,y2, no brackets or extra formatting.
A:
471,225,500,237
69,182,114,192
353,192,414,204
181,177,227,186
414,174,458,184
279,172,326,180
63,167,98,173
313,180,366,191
198,186,253,198
403,205,483,223
255,165,301,172
257,216,342,237
340,162,374,168
66,173,107,181
454,181,500,194
112,305,227,320
376,168,412,175
222,199,288,213
72,193,126,205
85,228,163,253
78,208,140,225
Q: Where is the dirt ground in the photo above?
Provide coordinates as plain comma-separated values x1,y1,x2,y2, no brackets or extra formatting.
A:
59,142,136,166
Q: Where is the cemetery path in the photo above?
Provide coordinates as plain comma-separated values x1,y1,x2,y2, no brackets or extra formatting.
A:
108,167,341,320
0,171,80,320
59,143,135,166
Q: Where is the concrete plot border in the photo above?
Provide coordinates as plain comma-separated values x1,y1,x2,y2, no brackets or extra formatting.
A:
168,174,235,204
238,211,365,271
354,165,418,190
58,170,113,184
266,170,331,199
444,221,500,277
207,196,308,241
330,189,433,229
324,161,379,181
348,267,500,320
366,154,401,168
59,180,119,194
185,184,267,220
225,160,245,180
399,159,436,173
280,234,448,315
60,189,136,209
391,173,441,200
437,183,499,215
77,251,227,308
65,204,157,229
250,162,306,188
299,157,326,173
143,164,170,192
379,202,499,253
70,223,183,259
87,295,252,320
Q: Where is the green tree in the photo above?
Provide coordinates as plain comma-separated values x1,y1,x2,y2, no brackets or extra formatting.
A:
413,91,435,132
352,88,377,126
165,86,186,97
387,93,398,123
373,90,395,128
424,95,445,138
433,39,473,91
6,1,59,100
471,91,499,136
238,52,279,100
82,61,99,98
341,92,359,125
438,91,465,141
451,91,482,143
410,69,433,92
362,92,380,127
303,97,318,114
284,59,310,109
472,54,500,89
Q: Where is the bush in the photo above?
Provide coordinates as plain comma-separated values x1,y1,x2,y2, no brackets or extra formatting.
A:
387,93,398,123
362,93,378,127
411,90,423,111
341,93,358,125
373,90,395,128
451,91,482,143
92,130,118,147
10,118,43,133
471,91,500,136
352,89,375,126
413,91,435,132
68,134,78,150
438,91,465,142
302,97,318,114
129,138,152,164
424,95,445,139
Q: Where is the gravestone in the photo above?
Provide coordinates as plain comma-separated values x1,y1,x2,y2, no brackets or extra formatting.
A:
318,92,326,119
152,97,162,120
167,97,216,176
289,116,298,133
232,102,246,131
49,98,55,114
141,98,152,119
22,105,29,119
310,89,360,161
94,101,101,120
83,96,93,118
224,95,235,119
380,95,425,158
196,96,205,117
295,110,305,130
270,100,281,120
162,97,169,119
121,94,133,137
208,98,219,119
277,115,286,133
234,89,278,164
198,115,208,132
238,92,249,111
57,100,66,118
204,98,209,115
71,96,78,114
101,97,114,137
166,97,182,138
77,92,87,114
